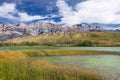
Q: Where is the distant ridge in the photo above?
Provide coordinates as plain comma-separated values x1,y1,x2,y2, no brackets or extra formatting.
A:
0,22,120,41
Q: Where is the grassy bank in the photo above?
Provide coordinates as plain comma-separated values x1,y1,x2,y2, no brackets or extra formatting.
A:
16,50,120,56
4,32,120,47
0,51,103,80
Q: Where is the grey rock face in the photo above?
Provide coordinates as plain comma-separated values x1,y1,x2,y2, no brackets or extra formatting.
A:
29,22,63,34
0,23,35,41
0,22,105,41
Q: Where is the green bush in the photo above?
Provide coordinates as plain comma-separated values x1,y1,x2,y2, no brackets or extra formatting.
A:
20,42,39,46
75,40,93,46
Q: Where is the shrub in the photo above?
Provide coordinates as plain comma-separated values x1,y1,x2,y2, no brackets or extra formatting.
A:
75,40,93,46
20,42,39,46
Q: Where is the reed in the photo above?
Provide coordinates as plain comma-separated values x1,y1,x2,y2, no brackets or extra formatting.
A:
0,51,103,80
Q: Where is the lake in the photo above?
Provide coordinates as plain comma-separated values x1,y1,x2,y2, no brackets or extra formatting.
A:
0,46,120,52
33,55,120,80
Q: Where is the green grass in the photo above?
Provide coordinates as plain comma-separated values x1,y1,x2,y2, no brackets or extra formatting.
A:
0,51,103,80
4,32,120,47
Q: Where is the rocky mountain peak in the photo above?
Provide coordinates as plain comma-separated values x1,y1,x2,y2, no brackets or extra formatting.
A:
0,22,107,41
17,23,28,29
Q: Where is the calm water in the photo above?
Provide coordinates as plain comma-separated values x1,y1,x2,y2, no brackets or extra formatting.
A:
0,46,120,52
33,55,120,80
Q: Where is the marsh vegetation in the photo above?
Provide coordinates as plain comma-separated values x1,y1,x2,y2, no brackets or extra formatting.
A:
0,46,120,80
0,51,103,80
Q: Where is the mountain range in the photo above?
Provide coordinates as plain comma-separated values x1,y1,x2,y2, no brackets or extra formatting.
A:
0,22,119,41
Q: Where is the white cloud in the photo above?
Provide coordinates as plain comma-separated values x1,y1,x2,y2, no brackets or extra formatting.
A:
0,3,55,22
0,3,16,15
57,0,120,26
18,12,45,22
0,3,18,20
41,20,58,24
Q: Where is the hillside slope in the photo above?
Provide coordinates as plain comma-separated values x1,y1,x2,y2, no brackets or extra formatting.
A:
5,32,120,47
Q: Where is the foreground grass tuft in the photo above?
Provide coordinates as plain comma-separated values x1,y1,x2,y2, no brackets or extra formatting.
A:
0,51,103,80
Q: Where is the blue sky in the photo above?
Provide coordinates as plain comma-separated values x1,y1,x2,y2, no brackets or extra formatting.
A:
0,0,120,27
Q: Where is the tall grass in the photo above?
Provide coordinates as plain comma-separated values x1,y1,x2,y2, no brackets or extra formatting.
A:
0,51,103,80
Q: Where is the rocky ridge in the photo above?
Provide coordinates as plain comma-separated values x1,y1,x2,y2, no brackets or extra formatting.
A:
0,22,105,41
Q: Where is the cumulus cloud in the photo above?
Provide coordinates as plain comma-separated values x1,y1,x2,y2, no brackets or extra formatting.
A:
0,3,18,20
57,0,120,26
0,2,55,22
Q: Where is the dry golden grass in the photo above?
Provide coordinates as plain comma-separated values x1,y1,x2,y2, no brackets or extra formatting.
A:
0,51,27,63
32,59,103,80
0,51,103,80
18,50,120,56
